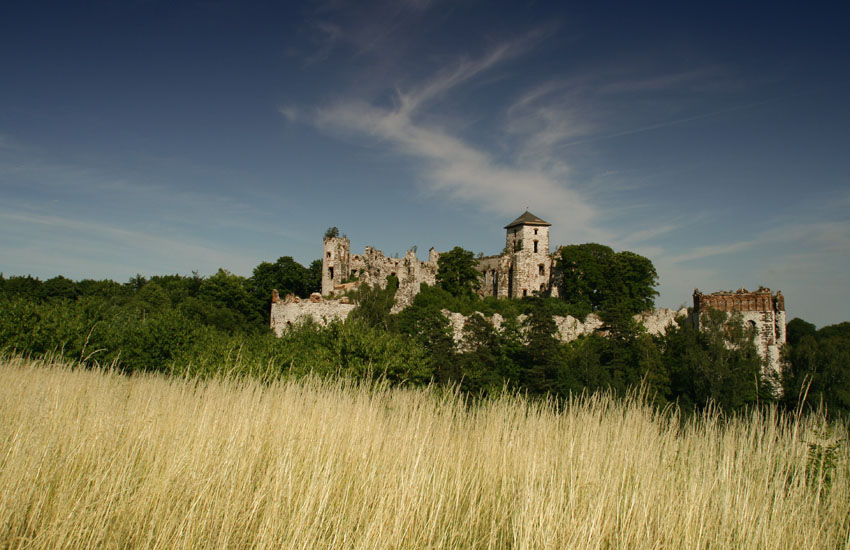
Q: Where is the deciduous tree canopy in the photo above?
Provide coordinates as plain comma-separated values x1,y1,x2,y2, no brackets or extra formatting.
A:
436,247,480,299
558,244,658,316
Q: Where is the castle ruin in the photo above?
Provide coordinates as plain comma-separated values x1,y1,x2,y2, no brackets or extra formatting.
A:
693,287,786,377
272,211,788,376
321,211,558,307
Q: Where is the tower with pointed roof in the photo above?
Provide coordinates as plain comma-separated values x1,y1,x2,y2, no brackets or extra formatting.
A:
503,210,552,298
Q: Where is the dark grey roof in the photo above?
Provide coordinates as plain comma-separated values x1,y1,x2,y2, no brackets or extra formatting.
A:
504,210,551,229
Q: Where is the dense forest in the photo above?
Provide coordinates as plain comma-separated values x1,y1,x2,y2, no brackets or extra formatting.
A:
1,243,848,418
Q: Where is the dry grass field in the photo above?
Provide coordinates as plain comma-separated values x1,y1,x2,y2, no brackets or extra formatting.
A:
1,355,848,549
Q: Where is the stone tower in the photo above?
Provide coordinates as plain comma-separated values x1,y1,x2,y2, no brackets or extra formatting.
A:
693,287,786,381
322,235,350,295
503,211,553,298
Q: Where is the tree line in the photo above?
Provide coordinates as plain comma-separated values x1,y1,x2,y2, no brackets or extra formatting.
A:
1,243,848,418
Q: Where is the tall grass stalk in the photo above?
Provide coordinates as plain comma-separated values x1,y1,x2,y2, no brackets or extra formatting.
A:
1,356,847,548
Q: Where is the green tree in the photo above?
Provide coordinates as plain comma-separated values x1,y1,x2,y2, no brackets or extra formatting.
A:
0,275,45,300
127,274,147,292
661,310,764,413
324,226,340,239
183,269,263,332
43,275,79,300
135,281,172,311
395,285,457,384
248,257,315,323
558,244,658,316
436,247,480,299
349,276,398,331
76,279,129,300
557,243,614,312
520,297,564,395
457,314,517,395
250,257,310,300
306,259,323,294
605,251,659,314
786,318,817,347
782,322,850,418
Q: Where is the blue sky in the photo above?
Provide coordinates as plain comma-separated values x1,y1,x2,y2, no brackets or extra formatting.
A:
1,1,848,326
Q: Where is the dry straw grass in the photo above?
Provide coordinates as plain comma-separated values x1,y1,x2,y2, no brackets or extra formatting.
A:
1,356,848,549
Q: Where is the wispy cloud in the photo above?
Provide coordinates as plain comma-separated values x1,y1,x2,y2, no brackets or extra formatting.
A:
651,215,850,323
666,240,757,264
310,39,608,241
619,224,678,245
396,42,521,115
278,105,299,123
0,146,311,241
0,208,261,278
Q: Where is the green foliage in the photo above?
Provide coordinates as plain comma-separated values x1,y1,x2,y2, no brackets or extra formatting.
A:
436,247,480,299
324,226,340,239
349,277,398,331
519,297,564,394
0,274,46,300
307,259,323,294
786,317,816,347
660,310,764,414
43,276,79,300
394,288,457,384
557,244,658,316
107,308,205,373
75,279,128,300
782,321,850,418
188,269,263,332
457,314,517,395
135,281,172,311
558,243,614,311
249,256,313,318
0,295,102,360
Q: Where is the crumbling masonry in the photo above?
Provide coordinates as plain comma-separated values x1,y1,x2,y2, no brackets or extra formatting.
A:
271,211,787,375
693,287,786,378
321,211,557,307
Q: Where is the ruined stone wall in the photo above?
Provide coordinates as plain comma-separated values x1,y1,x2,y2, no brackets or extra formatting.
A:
476,255,503,298
330,246,439,311
270,292,355,336
441,307,688,347
321,213,561,308
693,288,786,377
